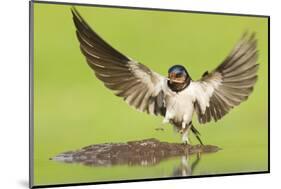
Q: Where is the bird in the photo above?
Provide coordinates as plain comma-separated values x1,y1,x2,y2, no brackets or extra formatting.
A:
71,8,259,145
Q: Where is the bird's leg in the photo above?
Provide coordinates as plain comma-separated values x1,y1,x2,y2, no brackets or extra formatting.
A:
179,114,188,134
181,122,191,145
179,122,186,134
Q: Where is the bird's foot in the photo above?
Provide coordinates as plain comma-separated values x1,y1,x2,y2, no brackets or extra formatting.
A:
182,137,190,145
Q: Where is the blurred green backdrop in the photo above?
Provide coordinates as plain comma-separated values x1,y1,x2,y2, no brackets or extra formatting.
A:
33,2,268,186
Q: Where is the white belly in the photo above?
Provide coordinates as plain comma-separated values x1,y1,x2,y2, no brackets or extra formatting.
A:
164,91,195,126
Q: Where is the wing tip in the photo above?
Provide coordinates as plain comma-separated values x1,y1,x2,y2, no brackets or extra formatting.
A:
241,31,258,48
71,6,86,26
71,6,79,19
241,30,257,40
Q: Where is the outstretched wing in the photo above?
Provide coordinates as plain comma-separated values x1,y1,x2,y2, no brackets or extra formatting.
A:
192,33,259,124
71,8,166,116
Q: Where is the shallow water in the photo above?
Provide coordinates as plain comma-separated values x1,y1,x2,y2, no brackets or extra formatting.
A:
35,143,267,186
34,122,268,186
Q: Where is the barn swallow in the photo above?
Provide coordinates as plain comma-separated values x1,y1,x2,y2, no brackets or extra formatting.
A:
71,8,258,145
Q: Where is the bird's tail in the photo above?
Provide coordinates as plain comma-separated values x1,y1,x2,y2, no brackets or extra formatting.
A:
190,124,203,145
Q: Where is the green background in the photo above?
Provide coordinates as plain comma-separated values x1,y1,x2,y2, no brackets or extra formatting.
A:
33,2,269,186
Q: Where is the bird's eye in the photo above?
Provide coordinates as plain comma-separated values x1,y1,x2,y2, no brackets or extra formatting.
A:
169,72,176,78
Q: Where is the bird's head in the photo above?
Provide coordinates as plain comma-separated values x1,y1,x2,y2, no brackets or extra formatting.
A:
168,65,191,92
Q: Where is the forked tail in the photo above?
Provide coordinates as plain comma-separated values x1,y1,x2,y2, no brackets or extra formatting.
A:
190,123,204,145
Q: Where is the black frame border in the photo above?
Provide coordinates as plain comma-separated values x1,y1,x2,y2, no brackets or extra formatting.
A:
29,0,270,188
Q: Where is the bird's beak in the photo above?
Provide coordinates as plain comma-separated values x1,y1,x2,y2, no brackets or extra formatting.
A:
168,78,186,84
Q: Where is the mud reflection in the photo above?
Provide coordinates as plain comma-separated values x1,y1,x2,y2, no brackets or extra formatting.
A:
52,138,218,175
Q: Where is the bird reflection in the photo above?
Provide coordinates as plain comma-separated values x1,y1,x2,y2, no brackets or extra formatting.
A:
172,153,201,176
